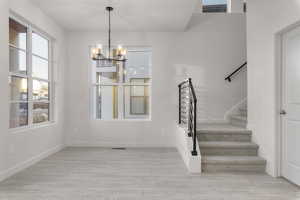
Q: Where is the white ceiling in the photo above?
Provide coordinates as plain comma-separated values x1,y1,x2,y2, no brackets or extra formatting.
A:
29,0,198,31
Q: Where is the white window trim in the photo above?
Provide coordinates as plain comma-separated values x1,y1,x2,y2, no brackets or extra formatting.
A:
89,47,152,121
9,14,55,131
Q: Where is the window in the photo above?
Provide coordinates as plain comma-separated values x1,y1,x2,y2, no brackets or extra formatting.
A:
91,48,152,120
9,17,53,129
202,0,227,13
129,78,150,115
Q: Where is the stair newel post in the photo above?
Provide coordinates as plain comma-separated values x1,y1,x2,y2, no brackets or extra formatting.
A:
191,97,197,156
178,84,181,124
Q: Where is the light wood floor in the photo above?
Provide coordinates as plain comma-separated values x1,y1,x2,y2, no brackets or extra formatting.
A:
0,147,299,200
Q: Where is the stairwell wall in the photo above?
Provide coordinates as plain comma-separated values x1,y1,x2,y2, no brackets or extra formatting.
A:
173,14,247,123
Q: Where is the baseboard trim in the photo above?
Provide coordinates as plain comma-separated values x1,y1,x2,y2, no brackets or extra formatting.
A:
67,141,174,148
0,144,64,182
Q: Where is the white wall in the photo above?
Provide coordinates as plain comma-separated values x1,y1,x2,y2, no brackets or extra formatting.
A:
66,32,177,147
173,14,247,122
227,0,244,13
0,0,66,181
65,14,246,147
247,0,300,176
175,125,201,173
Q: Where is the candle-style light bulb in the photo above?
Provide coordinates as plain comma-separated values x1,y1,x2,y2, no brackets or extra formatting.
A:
91,48,97,58
21,78,27,92
96,44,102,55
92,48,97,54
121,49,127,56
117,45,123,56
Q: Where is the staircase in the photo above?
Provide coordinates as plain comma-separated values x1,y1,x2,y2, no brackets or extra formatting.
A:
197,108,266,173
229,106,247,128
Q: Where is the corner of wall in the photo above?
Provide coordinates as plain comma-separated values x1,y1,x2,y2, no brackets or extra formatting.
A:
175,124,201,173
0,145,64,182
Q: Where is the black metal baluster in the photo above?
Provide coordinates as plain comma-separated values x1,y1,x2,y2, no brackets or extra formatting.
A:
178,78,198,156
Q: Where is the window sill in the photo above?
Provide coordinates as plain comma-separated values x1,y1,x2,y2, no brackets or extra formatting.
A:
9,121,57,134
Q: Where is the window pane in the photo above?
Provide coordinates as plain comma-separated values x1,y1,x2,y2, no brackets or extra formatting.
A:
95,86,118,119
33,79,49,101
9,76,28,101
33,102,49,124
124,85,149,119
124,51,151,83
9,18,27,50
203,0,227,12
130,78,150,85
9,47,27,74
203,0,227,5
96,70,118,84
32,32,48,59
32,55,49,79
9,103,28,128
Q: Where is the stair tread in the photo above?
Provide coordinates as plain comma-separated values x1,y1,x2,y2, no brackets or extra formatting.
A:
197,123,251,134
199,141,258,148
202,156,266,165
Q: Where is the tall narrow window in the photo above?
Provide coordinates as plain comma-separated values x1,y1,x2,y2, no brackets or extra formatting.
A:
32,32,50,124
91,48,152,120
9,17,53,129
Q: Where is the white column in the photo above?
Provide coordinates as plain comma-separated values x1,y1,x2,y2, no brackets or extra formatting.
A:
227,0,244,13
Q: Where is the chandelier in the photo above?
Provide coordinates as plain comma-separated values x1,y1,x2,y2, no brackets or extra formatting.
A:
91,7,127,67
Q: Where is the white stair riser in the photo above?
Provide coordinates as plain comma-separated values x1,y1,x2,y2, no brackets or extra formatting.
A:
202,164,265,173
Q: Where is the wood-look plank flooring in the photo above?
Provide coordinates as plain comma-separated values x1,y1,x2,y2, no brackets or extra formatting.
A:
0,147,299,200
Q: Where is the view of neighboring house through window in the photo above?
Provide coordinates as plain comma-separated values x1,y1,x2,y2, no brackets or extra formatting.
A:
202,0,227,12
92,48,151,120
9,17,52,129
129,78,150,115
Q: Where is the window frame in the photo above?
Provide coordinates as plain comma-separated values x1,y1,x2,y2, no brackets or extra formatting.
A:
90,47,152,121
9,14,55,131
